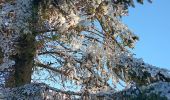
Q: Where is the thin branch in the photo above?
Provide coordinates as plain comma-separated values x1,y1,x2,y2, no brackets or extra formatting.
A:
35,62,63,74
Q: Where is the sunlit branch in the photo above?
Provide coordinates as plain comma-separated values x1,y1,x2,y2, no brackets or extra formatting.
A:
35,62,63,74
38,51,82,63
113,54,170,85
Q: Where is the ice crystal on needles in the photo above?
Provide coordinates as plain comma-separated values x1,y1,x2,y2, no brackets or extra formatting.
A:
71,37,82,51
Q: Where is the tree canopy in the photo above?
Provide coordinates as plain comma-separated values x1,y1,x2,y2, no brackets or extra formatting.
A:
0,0,170,99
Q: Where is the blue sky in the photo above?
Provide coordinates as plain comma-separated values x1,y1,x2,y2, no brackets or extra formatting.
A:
123,0,170,69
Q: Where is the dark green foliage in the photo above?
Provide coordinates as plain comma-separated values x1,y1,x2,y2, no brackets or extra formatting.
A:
129,85,167,100
137,0,144,4
33,0,43,6
130,92,167,100
113,0,152,8
0,47,3,64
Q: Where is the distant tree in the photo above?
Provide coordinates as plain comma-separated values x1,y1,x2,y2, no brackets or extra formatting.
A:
0,0,170,99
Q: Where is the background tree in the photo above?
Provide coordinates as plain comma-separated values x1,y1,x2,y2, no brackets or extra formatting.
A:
0,0,170,99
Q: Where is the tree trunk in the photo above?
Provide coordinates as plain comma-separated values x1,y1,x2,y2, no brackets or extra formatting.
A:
5,34,36,87
0,0,35,88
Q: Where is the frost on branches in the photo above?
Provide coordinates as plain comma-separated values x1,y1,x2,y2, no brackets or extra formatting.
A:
0,0,170,99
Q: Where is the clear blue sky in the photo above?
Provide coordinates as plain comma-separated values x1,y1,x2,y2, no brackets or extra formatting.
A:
123,0,170,69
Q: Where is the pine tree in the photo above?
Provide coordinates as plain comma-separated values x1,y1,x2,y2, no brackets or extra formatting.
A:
0,0,170,99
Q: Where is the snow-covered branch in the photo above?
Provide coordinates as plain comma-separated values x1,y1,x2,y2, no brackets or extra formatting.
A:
113,54,170,85
0,81,169,100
